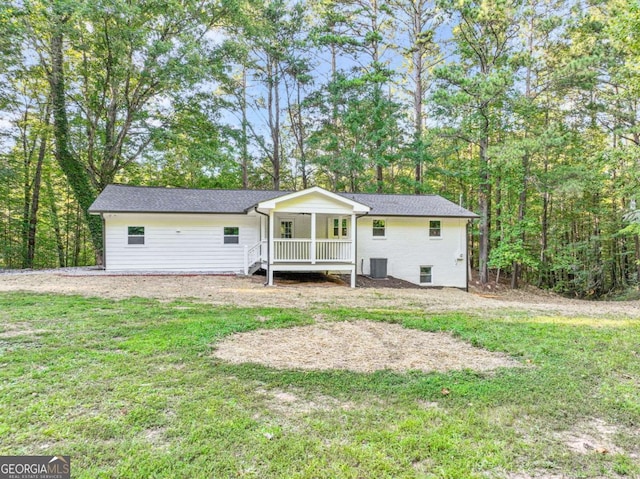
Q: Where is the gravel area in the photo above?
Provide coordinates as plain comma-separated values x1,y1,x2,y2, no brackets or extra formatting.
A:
0,269,639,317
212,320,522,373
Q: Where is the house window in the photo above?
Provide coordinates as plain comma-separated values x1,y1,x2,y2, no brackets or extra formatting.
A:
127,226,145,245
333,218,348,238
372,219,386,237
224,227,239,244
429,220,441,238
280,220,294,239
420,266,433,284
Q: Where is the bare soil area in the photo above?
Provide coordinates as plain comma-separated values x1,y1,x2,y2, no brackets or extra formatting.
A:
0,270,639,318
213,320,521,373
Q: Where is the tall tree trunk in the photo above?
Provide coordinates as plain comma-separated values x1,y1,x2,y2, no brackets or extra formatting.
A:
25,104,51,268
330,41,340,188
478,115,491,285
414,91,423,194
274,60,281,190
73,203,81,267
267,57,281,190
49,7,103,264
513,11,536,289
495,172,502,247
297,83,308,189
374,85,383,193
20,104,33,267
21,164,32,268
411,0,424,194
512,150,528,289
45,172,65,267
539,189,549,287
635,234,640,285
241,67,249,189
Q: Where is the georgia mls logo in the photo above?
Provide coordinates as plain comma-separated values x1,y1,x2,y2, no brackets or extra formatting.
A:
0,456,70,479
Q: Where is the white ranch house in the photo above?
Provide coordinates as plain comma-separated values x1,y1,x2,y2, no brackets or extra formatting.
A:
89,185,478,288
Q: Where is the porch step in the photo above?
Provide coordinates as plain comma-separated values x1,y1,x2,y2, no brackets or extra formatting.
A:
247,261,263,276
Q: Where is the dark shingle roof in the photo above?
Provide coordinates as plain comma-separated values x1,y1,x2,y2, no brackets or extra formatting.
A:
89,184,478,218
89,185,287,214
343,193,478,218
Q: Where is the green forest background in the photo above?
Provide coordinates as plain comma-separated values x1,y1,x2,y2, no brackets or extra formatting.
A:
1,0,639,297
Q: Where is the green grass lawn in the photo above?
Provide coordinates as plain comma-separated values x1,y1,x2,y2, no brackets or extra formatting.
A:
0,292,638,478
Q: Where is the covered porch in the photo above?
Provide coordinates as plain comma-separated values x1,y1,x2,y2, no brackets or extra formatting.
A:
272,214,352,263
255,187,370,287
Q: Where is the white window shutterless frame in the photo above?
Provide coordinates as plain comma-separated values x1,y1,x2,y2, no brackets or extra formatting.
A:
329,217,349,239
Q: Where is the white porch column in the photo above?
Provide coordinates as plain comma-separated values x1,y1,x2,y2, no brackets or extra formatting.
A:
350,213,356,264
311,212,316,264
268,210,275,286
351,213,357,288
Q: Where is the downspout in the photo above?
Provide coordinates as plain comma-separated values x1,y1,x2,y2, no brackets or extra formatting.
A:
254,207,270,285
101,214,106,270
355,214,368,275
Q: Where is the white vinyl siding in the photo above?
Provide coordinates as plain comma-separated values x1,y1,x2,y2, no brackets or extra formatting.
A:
104,213,260,272
357,216,467,288
103,211,467,287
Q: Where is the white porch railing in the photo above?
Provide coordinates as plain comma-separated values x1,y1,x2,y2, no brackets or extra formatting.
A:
274,239,311,262
273,239,352,263
243,240,267,275
316,240,351,262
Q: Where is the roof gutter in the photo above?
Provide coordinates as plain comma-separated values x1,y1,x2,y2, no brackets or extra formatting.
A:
89,210,251,215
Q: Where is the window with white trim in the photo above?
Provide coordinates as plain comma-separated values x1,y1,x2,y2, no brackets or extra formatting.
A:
429,220,441,238
331,218,348,238
420,266,433,284
127,226,145,245
224,227,239,244
280,220,294,239
372,219,386,237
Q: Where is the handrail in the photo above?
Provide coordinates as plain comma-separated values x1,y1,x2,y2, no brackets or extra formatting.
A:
243,240,264,275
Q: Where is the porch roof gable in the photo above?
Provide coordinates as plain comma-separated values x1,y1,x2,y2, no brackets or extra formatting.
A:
256,186,370,214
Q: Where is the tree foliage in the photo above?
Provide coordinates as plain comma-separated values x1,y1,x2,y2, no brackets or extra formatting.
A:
1,0,639,296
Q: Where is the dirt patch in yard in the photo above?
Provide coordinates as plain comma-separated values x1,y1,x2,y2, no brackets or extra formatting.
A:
255,387,360,416
553,418,637,457
504,472,569,479
142,427,170,449
0,322,48,338
212,320,521,373
1,270,639,318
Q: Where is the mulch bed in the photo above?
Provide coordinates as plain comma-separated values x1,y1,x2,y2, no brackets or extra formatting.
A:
350,274,432,289
256,271,425,289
